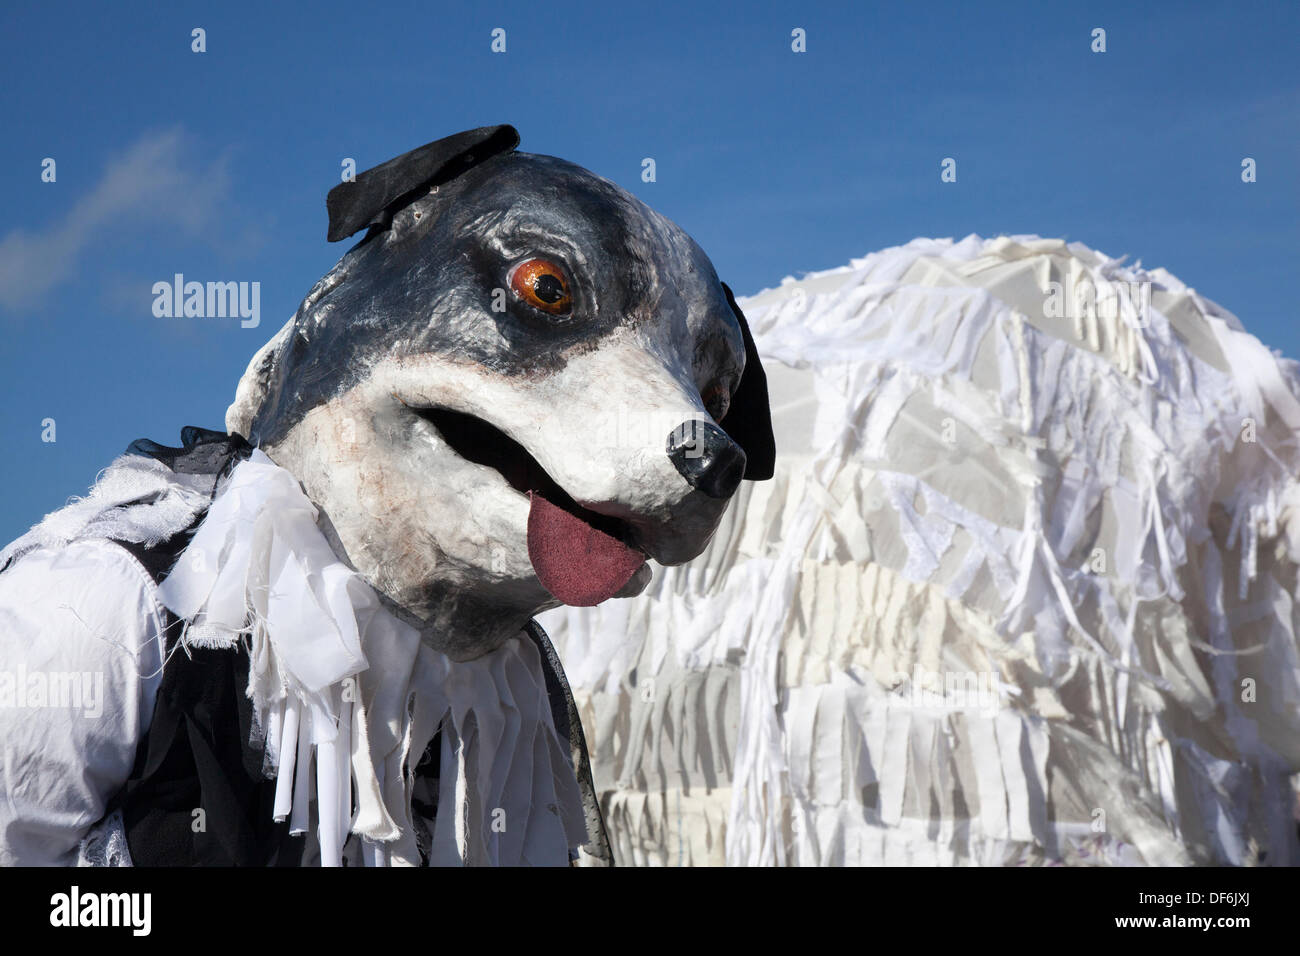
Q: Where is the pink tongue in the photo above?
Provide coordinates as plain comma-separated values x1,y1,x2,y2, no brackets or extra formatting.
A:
527,492,645,607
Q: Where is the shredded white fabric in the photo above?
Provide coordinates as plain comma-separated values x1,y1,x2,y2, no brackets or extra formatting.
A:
540,234,1300,867
156,449,589,866
0,454,215,570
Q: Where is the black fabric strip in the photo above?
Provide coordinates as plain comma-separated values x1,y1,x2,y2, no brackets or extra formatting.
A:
524,619,615,866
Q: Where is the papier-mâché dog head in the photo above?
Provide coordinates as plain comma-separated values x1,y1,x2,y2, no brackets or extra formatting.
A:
225,125,774,660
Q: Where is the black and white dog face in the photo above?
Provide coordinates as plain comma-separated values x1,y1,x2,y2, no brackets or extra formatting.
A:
226,126,773,660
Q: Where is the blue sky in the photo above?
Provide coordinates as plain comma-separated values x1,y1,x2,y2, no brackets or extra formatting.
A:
0,0,1296,544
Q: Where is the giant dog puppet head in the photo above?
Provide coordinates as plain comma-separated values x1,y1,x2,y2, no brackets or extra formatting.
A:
226,126,774,660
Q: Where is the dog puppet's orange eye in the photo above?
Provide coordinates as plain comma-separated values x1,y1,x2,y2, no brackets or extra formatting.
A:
509,259,572,316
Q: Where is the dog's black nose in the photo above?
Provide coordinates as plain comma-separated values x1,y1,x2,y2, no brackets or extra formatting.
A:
666,421,747,499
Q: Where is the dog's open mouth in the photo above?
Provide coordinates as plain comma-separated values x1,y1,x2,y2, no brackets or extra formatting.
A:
414,407,647,606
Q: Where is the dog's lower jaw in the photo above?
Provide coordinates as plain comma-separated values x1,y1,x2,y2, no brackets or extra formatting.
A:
365,570,651,663
310,514,533,661
321,511,576,663
388,561,651,661
388,591,546,663
321,537,652,663
340,546,561,660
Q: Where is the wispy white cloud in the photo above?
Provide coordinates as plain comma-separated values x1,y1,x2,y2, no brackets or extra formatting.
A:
0,128,237,312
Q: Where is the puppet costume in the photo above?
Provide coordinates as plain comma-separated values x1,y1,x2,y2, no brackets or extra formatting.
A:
0,427,610,867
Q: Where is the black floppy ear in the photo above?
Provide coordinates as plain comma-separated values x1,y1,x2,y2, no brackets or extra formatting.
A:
719,282,776,480
326,125,520,242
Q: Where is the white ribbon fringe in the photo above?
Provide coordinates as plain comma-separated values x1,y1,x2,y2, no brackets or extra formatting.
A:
157,450,588,865
540,234,1300,866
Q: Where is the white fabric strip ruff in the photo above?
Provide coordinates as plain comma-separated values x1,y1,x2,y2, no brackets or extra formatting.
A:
156,450,588,866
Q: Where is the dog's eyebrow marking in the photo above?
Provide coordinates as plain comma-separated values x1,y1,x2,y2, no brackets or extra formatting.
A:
486,223,592,271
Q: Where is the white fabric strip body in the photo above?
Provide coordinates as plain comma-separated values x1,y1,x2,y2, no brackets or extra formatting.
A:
539,234,1300,866
149,450,588,866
